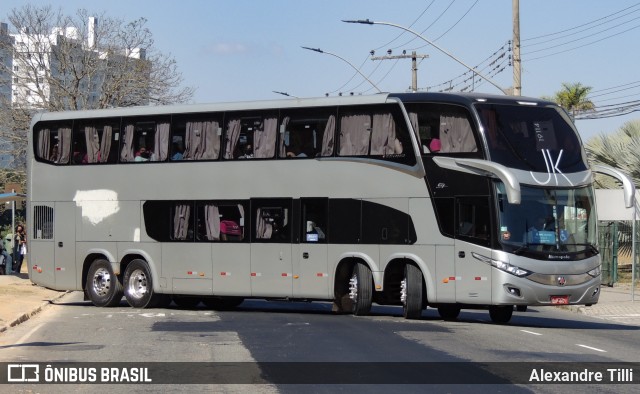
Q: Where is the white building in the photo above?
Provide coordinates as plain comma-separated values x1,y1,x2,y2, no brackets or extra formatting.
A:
1,17,148,110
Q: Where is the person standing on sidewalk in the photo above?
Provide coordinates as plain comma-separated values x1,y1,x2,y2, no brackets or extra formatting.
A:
13,224,26,274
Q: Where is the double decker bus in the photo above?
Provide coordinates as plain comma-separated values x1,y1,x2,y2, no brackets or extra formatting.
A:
27,92,634,323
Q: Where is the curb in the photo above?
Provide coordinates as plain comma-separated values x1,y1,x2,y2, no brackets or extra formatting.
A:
0,290,71,333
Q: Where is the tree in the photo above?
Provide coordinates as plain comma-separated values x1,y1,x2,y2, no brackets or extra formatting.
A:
0,5,195,188
545,82,595,119
585,120,640,258
585,120,640,189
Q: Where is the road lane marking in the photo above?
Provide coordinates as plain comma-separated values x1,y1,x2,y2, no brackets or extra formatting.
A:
520,330,542,336
15,323,44,346
577,344,607,353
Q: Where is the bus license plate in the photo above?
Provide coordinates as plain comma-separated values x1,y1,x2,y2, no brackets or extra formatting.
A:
551,295,569,305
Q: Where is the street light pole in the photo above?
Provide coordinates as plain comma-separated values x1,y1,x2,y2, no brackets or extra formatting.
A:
342,19,509,95
301,46,382,93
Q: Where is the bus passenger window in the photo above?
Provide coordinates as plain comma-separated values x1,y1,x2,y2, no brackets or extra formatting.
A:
301,199,328,243
171,116,222,161
253,201,291,242
120,119,170,162
278,108,337,158
35,124,72,164
196,202,246,241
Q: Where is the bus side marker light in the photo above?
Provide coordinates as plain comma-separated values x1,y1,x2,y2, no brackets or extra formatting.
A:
443,278,449,283
281,273,292,277
251,272,262,277
375,285,382,290
199,272,205,277
293,275,299,279
316,273,328,277
220,272,231,276
475,276,487,281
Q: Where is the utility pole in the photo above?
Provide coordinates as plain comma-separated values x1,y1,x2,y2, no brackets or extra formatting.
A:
512,0,521,96
371,50,428,92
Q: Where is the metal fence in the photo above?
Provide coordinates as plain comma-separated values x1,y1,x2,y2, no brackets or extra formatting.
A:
598,221,639,285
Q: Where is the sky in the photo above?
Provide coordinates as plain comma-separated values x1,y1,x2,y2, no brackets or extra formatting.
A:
2,0,640,142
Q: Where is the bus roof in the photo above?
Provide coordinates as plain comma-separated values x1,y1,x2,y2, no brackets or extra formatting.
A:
31,91,559,124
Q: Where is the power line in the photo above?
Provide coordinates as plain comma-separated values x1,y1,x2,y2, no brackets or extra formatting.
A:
373,0,435,51
522,15,640,56
522,22,640,61
523,2,640,42
407,0,479,51
390,0,456,51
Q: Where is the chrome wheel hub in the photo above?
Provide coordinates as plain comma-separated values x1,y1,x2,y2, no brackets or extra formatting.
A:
92,267,112,296
127,269,148,300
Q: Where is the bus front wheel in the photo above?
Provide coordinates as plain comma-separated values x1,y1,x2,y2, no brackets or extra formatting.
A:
438,305,461,321
349,262,373,316
123,259,167,308
402,264,424,319
489,306,513,324
86,259,123,307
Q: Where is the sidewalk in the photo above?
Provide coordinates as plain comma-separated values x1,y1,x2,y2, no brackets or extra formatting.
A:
0,264,68,333
1,270,640,332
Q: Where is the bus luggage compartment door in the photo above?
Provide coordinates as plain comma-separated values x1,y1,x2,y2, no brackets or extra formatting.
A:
54,202,77,289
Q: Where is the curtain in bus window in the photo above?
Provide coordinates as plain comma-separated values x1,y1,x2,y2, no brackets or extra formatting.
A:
321,115,336,157
237,204,245,237
479,109,500,149
120,125,135,162
153,122,170,161
173,204,191,240
439,114,477,153
409,112,420,142
254,117,278,158
278,117,291,157
339,114,371,156
255,208,272,239
224,119,242,159
84,126,100,163
99,126,113,163
370,113,398,155
37,129,51,161
204,204,220,240
184,121,221,160
58,127,72,164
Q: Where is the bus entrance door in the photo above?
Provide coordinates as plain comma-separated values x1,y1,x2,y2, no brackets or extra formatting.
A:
54,202,77,289
454,197,492,304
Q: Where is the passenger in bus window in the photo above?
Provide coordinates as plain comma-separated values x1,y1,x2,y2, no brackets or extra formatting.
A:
171,142,184,160
135,147,151,162
50,144,59,162
238,144,253,159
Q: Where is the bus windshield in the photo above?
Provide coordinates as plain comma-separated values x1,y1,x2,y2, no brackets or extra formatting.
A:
476,103,587,173
496,183,597,256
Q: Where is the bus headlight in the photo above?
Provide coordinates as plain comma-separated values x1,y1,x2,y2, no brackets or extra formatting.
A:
587,266,601,278
472,252,532,277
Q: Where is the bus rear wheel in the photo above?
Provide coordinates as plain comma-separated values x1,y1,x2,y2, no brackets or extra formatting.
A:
349,262,373,316
402,264,424,319
123,259,167,308
86,259,123,307
489,306,513,324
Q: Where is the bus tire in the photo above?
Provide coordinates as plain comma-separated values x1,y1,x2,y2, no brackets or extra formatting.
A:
489,306,513,324
123,259,163,308
86,259,123,307
402,264,424,319
438,305,461,321
173,296,202,309
349,262,372,316
202,297,244,310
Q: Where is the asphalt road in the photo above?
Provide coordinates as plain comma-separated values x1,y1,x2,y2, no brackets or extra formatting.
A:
0,292,638,393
